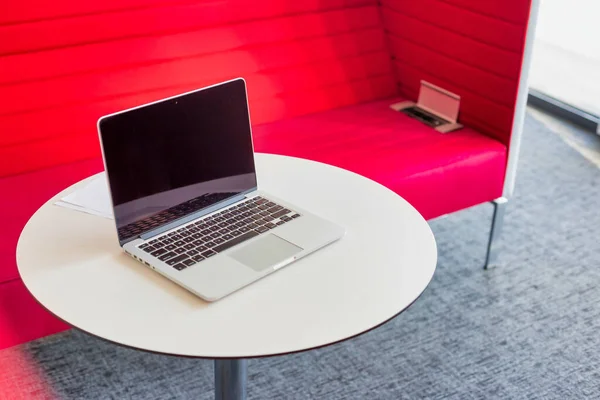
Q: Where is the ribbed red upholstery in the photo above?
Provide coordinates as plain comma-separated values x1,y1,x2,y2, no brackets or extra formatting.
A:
0,0,389,177
380,0,530,144
0,0,532,348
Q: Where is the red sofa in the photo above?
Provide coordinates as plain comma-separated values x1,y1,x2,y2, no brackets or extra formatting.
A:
0,0,536,349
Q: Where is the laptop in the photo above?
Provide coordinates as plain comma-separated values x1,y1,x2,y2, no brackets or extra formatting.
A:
97,78,345,301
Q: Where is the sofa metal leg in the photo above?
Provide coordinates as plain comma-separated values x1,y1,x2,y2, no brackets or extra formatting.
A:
484,197,508,270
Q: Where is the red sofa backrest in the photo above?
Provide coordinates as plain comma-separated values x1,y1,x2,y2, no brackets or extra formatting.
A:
0,0,396,178
380,0,531,144
0,0,532,179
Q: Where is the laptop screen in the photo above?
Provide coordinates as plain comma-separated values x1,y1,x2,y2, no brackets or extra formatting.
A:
99,79,257,244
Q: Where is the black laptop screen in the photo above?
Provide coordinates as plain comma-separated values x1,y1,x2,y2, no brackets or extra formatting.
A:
99,79,257,243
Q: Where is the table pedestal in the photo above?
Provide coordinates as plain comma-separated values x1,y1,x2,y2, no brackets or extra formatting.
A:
215,359,247,400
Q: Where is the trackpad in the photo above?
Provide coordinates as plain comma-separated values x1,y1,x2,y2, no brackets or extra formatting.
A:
229,234,303,272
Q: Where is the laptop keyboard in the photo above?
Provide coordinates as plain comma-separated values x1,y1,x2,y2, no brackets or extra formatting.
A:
138,196,301,271
118,192,238,241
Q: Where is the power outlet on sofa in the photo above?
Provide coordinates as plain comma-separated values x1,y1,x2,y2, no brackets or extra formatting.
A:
391,81,463,134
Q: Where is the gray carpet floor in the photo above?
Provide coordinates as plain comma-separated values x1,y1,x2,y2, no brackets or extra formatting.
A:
1,110,600,399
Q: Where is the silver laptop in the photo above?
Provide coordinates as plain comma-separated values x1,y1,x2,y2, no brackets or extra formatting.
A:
97,78,344,301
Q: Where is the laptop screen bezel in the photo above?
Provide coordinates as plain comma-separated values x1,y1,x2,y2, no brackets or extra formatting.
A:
97,78,258,246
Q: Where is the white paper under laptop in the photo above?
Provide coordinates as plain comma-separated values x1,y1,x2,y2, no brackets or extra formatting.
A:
55,174,113,218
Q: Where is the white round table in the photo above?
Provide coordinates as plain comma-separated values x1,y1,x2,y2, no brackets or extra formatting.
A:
17,154,437,400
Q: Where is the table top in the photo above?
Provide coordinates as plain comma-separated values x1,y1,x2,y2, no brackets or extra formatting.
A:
17,154,437,359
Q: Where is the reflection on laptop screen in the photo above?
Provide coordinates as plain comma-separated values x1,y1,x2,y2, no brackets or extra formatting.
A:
99,79,257,243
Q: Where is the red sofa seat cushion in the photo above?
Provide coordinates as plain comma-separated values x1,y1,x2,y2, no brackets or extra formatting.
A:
252,98,507,219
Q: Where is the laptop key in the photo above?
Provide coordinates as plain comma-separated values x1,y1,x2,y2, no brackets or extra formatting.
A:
183,237,194,243
187,249,199,256
158,251,177,261
184,244,195,250
255,226,269,234
173,263,187,271
165,244,176,251
230,230,241,237
213,231,258,253
201,250,217,258
139,244,150,249
174,240,185,246
276,221,285,226
166,254,188,265
222,234,233,240
271,210,291,218
174,248,186,254
265,222,276,229
192,255,205,262
291,214,300,218
192,233,202,239
196,245,208,252
268,205,283,213
162,238,174,244
182,259,196,267
205,241,216,248
214,238,225,244
151,248,167,257
142,245,157,253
